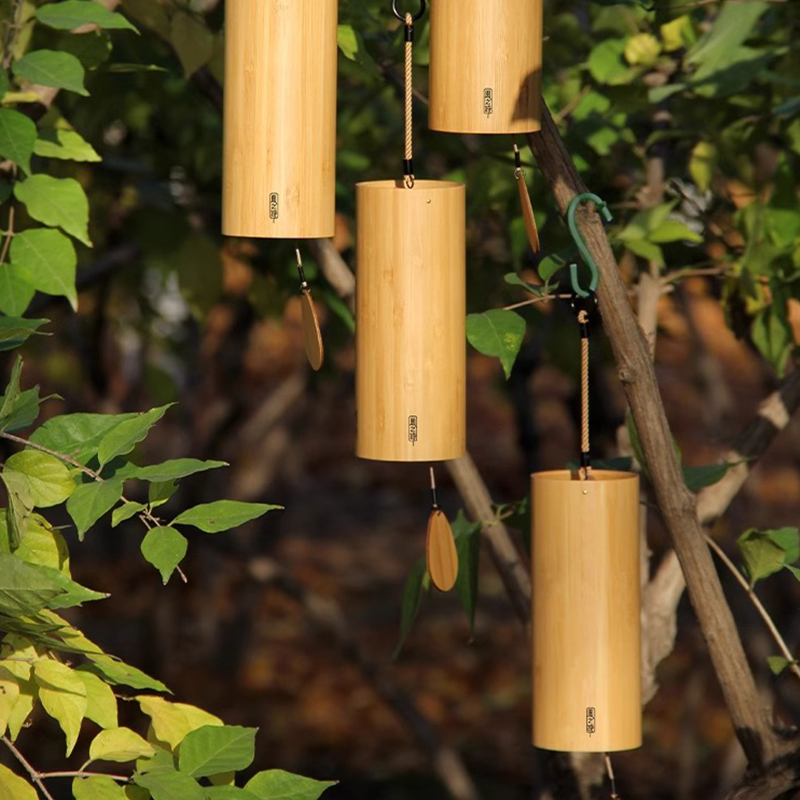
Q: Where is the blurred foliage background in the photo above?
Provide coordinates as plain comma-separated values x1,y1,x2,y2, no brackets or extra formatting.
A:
2,0,800,797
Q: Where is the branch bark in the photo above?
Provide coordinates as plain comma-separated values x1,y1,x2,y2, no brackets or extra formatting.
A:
527,103,782,768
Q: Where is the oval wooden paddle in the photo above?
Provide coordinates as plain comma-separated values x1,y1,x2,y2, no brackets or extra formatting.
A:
300,288,324,371
426,508,458,592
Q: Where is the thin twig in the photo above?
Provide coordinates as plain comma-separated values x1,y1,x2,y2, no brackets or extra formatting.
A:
39,771,130,782
502,293,572,312
2,736,57,800
705,535,800,683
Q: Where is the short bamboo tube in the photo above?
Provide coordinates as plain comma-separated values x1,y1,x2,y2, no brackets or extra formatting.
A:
222,0,338,239
356,180,466,462
429,0,543,134
531,470,641,753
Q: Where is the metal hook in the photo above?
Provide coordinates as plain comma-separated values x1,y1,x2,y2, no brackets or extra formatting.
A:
392,0,426,21
566,192,613,299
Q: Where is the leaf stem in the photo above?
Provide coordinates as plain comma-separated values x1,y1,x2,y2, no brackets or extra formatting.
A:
38,770,130,782
705,535,800,682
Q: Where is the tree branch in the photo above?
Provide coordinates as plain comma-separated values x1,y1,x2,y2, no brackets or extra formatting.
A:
2,736,57,800
527,102,782,767
643,367,800,701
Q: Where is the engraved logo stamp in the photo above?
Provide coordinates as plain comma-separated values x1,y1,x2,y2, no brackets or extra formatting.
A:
408,415,418,445
586,707,596,736
483,88,494,117
269,192,279,222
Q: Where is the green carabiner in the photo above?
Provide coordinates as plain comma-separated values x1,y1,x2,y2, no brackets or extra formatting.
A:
567,192,613,299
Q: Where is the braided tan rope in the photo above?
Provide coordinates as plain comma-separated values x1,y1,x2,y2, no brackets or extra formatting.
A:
578,309,592,481
404,12,414,188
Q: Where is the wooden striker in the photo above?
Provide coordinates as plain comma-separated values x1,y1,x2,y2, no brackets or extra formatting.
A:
531,470,641,753
356,180,466,462
429,0,543,134
222,0,338,238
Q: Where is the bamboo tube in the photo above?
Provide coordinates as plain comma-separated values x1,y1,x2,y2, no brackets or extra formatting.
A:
429,0,543,134
531,470,642,752
222,0,338,239
356,180,466,462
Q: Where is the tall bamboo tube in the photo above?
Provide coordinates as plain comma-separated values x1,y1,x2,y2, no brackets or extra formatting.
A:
356,180,466,462
222,0,338,238
531,470,642,752
429,0,543,134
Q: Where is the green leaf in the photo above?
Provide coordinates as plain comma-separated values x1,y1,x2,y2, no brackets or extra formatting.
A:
178,725,257,778
171,501,280,533
31,412,138,466
0,265,35,317
207,788,260,800
785,565,800,582
504,273,546,296
624,238,664,266
0,317,47,352
0,763,37,800
12,50,88,96
73,776,128,800
538,247,577,283
97,405,172,466
33,563,107,609
10,227,78,310
466,310,526,379
149,480,177,508
245,770,336,800
35,1,138,32
76,668,118,729
90,727,156,762
393,555,427,659
689,142,718,193
66,478,124,540
769,528,800,565
649,219,703,245
141,526,187,584
128,459,227,483
0,553,65,615
737,529,787,586
452,511,481,635
84,653,169,693
0,356,41,433
2,469,33,549
767,655,791,676
682,463,731,492
134,767,205,800
686,2,769,73
4,450,75,507
112,502,145,527
170,11,214,78
137,695,221,749
337,24,379,78
0,664,21,736
751,285,793,375
0,109,36,174
13,175,91,246
587,39,630,85
12,514,69,570
34,128,101,162
34,659,87,755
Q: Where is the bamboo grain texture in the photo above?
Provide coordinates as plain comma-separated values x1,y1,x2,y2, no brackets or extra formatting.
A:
222,0,338,238
356,180,466,462
429,0,543,134
531,470,642,753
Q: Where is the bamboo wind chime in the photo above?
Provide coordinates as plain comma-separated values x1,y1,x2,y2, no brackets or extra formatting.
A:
531,196,642,755
356,1,466,591
222,0,338,370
